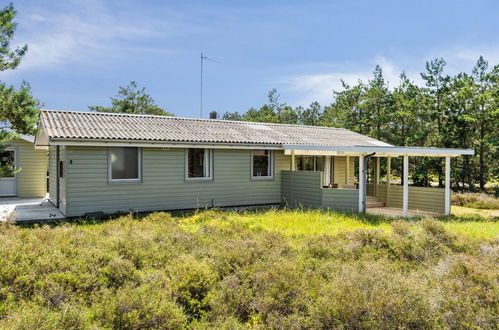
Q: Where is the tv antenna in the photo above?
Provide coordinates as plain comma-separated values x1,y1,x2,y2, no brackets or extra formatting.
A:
200,52,220,118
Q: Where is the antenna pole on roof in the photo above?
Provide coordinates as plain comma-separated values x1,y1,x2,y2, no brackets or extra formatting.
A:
200,52,220,119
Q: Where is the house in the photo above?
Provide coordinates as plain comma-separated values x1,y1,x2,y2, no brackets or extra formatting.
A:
0,132,47,198
34,109,473,218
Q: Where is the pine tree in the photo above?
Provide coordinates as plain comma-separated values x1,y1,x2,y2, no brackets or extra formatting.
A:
0,3,40,146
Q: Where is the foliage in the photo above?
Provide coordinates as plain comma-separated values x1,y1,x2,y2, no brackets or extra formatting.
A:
88,81,174,116
0,3,40,147
0,209,497,328
0,3,40,178
452,192,499,210
223,58,499,192
0,3,26,71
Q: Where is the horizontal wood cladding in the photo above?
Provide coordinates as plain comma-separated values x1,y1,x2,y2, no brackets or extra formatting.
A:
370,183,445,213
322,189,358,211
64,147,289,217
282,170,358,211
10,139,47,198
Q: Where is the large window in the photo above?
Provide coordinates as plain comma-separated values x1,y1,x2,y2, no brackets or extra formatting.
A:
186,148,213,180
108,147,141,183
251,150,273,180
297,156,323,172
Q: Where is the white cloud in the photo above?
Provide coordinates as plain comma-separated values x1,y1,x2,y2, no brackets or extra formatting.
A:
280,56,421,106
279,46,498,107
9,0,180,72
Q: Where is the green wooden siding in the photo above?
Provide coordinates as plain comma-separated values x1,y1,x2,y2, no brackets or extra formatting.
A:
9,138,47,198
281,171,322,208
63,147,290,217
322,189,358,211
282,170,358,210
48,146,68,214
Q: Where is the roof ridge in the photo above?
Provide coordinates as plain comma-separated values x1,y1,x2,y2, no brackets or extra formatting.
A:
40,109,348,131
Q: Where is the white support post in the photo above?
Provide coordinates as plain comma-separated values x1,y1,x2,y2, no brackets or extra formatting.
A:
374,157,380,197
403,155,409,217
345,155,350,185
291,150,295,171
358,155,365,213
386,157,391,207
445,156,451,215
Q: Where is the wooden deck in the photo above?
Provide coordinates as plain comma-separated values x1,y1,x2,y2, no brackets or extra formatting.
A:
0,197,66,223
367,207,441,218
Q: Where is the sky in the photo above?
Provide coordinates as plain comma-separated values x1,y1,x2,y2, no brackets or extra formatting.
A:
3,0,499,118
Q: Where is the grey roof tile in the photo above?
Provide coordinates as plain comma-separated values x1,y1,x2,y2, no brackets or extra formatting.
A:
40,110,391,147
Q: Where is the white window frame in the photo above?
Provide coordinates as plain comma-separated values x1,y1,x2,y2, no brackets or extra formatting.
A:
108,147,142,184
185,148,213,181
250,150,274,180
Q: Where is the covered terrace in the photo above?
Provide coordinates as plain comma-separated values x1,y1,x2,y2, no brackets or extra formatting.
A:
282,145,474,217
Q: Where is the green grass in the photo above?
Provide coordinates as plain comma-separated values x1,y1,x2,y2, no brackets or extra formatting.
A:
181,208,498,239
0,209,497,328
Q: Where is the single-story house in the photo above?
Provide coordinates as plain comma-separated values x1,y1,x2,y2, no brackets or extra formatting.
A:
0,132,47,198
34,109,473,218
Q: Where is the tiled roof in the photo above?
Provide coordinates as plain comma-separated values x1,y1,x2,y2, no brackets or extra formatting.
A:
39,110,391,147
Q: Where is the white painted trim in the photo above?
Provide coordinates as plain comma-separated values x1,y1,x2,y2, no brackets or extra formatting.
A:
283,145,474,156
285,150,342,156
445,156,451,215
185,148,214,181
107,147,142,184
358,155,365,212
403,155,409,217
48,140,283,150
386,156,391,207
250,150,274,181
345,155,350,185
42,140,473,157
0,147,18,197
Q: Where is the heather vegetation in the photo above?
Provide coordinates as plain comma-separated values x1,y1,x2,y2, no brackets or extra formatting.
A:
0,209,497,329
453,192,499,210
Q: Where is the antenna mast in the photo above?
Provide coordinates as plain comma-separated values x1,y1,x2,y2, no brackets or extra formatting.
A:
199,52,219,118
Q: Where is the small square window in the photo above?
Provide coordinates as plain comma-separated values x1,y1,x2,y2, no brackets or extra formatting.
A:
108,147,141,183
251,150,273,180
185,148,213,181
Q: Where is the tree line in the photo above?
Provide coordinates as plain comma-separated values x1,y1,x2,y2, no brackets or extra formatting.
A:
1,3,497,192
222,59,498,192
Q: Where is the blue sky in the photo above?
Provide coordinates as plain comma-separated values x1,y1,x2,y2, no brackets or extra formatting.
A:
3,0,499,118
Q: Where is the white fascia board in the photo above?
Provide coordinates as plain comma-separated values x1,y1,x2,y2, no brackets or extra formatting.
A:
47,139,284,150
283,145,474,157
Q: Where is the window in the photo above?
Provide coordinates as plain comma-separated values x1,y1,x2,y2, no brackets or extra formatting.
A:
297,156,323,172
186,148,213,180
251,150,273,179
0,150,15,178
109,147,141,182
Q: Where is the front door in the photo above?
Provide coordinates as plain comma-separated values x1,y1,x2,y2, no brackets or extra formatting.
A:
0,148,17,196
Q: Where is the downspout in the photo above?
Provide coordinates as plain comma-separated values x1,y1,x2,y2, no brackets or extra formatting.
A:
56,146,60,208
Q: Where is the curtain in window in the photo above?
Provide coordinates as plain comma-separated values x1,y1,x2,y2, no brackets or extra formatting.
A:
253,150,270,177
188,149,208,178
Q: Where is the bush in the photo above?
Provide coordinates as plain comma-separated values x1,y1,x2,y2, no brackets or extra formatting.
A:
452,192,499,209
0,210,497,328
92,284,186,328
